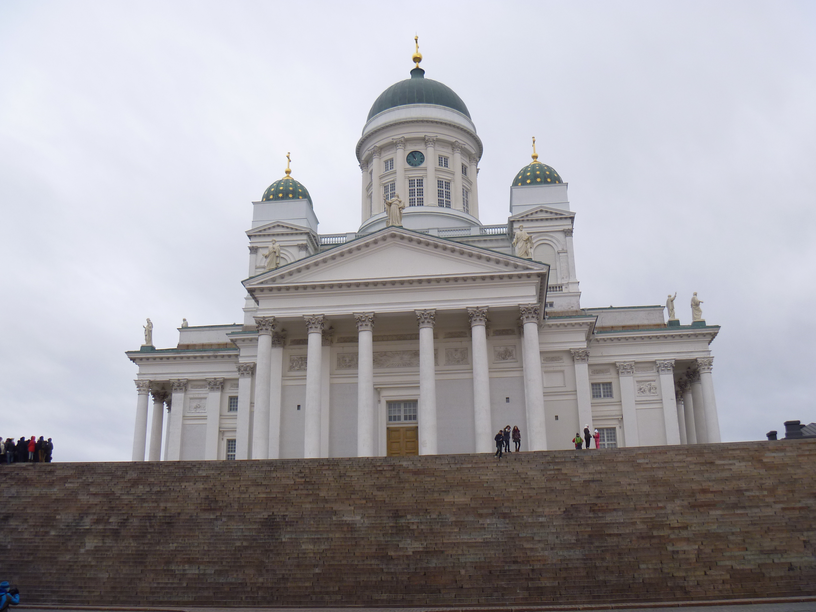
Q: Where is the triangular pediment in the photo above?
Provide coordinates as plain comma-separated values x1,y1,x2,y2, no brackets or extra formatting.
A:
244,227,547,288
510,206,575,222
247,221,314,236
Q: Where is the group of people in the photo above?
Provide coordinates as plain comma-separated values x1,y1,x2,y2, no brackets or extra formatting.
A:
494,425,521,458
1,436,54,464
573,425,600,449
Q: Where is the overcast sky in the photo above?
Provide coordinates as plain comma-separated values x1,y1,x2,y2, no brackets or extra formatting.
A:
1,1,814,462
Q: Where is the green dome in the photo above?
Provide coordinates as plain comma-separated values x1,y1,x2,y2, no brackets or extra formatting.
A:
367,67,471,121
512,160,563,186
262,175,311,203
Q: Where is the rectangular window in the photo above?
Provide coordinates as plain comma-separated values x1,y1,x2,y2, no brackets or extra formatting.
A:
462,187,470,214
591,382,614,399
461,163,468,176
387,400,418,423
383,158,394,172
225,439,236,460
437,179,451,208
383,182,396,201
408,178,424,206
598,428,617,449
227,396,238,412
438,155,449,168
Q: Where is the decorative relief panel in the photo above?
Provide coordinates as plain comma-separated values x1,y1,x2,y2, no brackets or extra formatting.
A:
374,333,419,342
543,356,563,363
493,346,517,363
289,339,308,346
590,368,610,376
374,350,420,368
445,348,469,366
636,381,659,397
289,355,307,372
492,329,516,337
189,383,207,390
186,398,207,414
444,331,468,339
635,364,655,374
337,354,358,370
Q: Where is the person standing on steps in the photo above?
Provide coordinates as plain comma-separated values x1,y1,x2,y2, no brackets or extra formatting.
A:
503,425,511,453
573,433,583,449
494,430,505,458
512,426,521,452
593,429,600,449
583,425,591,449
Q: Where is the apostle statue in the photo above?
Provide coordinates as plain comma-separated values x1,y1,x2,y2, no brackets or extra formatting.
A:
181,318,188,328
666,293,677,320
691,292,704,321
143,318,153,346
512,224,533,259
384,193,405,227
264,240,281,271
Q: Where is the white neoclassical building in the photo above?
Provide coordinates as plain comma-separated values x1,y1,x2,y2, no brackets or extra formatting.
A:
127,44,721,462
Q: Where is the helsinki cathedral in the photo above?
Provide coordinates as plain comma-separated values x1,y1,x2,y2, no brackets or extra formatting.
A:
128,40,721,462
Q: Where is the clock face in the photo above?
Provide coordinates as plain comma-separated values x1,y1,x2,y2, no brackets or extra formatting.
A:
406,151,425,167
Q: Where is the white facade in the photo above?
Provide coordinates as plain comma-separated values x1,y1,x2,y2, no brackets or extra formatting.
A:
128,55,721,462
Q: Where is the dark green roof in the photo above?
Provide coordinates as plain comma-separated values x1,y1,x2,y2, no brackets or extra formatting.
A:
367,68,471,121
262,176,311,203
512,161,563,187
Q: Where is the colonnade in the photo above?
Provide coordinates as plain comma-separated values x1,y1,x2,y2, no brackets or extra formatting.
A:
131,304,549,461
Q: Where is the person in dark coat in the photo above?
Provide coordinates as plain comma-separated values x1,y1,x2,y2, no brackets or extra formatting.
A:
37,437,46,462
16,438,27,463
5,439,15,464
494,430,504,458
512,426,521,452
583,425,591,449
45,438,53,462
502,425,511,453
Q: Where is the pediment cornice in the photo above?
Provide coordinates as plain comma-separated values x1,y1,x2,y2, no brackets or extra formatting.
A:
247,221,316,237
510,206,575,223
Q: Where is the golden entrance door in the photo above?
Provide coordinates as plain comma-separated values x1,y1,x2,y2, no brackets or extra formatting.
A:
387,426,419,457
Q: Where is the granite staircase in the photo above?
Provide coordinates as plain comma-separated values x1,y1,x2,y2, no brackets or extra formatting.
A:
1,440,815,607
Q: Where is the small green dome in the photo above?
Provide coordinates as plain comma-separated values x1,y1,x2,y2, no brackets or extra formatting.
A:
262,176,311,203
512,160,563,186
367,67,471,121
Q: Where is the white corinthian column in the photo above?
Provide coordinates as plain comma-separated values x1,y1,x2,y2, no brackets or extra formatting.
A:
617,361,639,447
235,364,254,460
571,349,593,438
132,380,150,461
148,389,168,461
697,357,721,443
468,307,492,453
416,309,438,455
355,312,375,457
689,368,708,443
520,304,547,451
304,314,325,458
252,316,275,459
166,379,187,461
656,359,681,445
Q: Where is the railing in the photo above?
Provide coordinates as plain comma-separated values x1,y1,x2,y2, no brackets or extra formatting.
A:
320,234,348,245
548,285,564,293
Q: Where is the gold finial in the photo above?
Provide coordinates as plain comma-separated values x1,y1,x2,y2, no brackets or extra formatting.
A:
531,137,539,162
285,152,291,176
412,35,422,68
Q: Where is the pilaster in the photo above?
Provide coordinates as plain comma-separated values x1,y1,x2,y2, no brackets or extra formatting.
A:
571,349,592,438
616,361,639,447
204,378,224,460
235,364,254,460
166,379,187,461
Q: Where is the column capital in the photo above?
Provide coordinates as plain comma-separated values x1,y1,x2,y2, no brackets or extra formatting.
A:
370,145,381,159
135,380,150,395
322,327,334,347
416,309,436,329
424,136,437,148
616,361,635,377
564,227,574,238
656,359,675,374
696,356,714,373
467,307,488,327
519,303,540,324
469,155,479,166
248,245,259,254
151,389,168,403
304,314,325,334
254,316,276,335
393,137,405,150
571,348,590,363
452,141,462,154
170,379,188,393
354,312,375,332
237,363,255,378
207,378,224,392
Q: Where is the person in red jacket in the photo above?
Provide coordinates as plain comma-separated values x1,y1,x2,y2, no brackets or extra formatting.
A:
27,436,36,462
